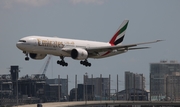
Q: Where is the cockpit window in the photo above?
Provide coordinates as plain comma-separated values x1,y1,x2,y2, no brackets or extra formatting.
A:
18,40,26,42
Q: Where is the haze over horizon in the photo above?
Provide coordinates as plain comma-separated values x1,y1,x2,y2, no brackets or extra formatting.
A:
0,0,180,91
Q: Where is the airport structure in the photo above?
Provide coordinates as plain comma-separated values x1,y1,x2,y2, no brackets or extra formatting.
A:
116,89,148,101
69,74,110,101
121,71,147,101
84,74,110,98
166,72,180,101
46,78,68,100
0,66,68,106
150,60,180,101
4,62,180,106
69,84,94,101
125,71,145,90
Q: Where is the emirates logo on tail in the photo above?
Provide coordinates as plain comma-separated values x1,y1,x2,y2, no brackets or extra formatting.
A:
109,20,129,45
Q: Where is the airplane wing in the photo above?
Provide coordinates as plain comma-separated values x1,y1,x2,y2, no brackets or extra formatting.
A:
87,40,163,52
61,40,162,55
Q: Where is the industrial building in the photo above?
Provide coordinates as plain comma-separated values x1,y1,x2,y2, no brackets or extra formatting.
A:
166,72,180,101
123,71,147,101
116,88,149,101
0,66,68,106
0,74,12,99
84,74,110,98
69,74,111,101
125,71,145,90
69,84,94,101
46,78,68,101
150,60,180,101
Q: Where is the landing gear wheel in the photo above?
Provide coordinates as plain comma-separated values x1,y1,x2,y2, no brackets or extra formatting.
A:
61,62,68,67
57,56,68,67
64,63,68,66
23,51,29,61
88,63,91,67
25,57,29,61
59,61,63,65
80,60,91,67
57,60,60,64
80,61,83,64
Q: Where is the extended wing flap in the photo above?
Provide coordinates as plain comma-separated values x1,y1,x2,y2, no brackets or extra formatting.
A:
128,47,150,50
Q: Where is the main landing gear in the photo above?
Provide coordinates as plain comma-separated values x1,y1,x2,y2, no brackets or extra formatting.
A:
56,56,91,67
80,59,91,67
57,56,68,67
23,51,29,61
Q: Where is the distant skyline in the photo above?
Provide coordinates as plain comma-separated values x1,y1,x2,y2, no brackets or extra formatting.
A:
0,0,180,91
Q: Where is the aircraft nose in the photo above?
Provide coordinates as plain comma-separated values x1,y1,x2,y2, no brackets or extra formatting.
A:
16,42,21,49
16,42,24,50
16,39,27,49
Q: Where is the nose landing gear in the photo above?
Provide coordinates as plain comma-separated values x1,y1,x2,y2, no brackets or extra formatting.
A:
23,51,29,61
25,57,29,61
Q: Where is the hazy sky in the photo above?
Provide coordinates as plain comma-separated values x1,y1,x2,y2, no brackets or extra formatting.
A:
0,0,180,91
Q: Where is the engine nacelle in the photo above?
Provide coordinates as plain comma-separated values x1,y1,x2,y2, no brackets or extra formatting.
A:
71,48,88,60
29,53,47,60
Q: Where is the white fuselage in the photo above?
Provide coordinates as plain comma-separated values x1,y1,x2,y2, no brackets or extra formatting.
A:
16,20,159,67
16,36,126,59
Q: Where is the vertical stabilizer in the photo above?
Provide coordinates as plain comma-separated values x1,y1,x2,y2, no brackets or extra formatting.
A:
109,20,129,45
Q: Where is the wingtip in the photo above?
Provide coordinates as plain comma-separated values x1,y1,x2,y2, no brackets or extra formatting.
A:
156,40,165,42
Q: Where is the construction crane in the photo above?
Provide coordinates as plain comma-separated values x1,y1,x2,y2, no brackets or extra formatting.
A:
40,55,52,74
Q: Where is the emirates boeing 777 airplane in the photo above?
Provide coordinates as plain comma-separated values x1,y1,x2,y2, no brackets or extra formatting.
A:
16,20,162,67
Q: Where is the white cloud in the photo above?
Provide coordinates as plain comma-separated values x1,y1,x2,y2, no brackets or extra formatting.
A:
70,0,106,5
16,0,50,7
0,0,106,9
1,0,13,9
1,0,50,9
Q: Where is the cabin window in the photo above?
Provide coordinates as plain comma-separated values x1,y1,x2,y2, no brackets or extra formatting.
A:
18,40,26,42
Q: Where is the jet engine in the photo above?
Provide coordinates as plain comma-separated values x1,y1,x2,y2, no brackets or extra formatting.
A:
29,53,47,60
71,48,88,60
